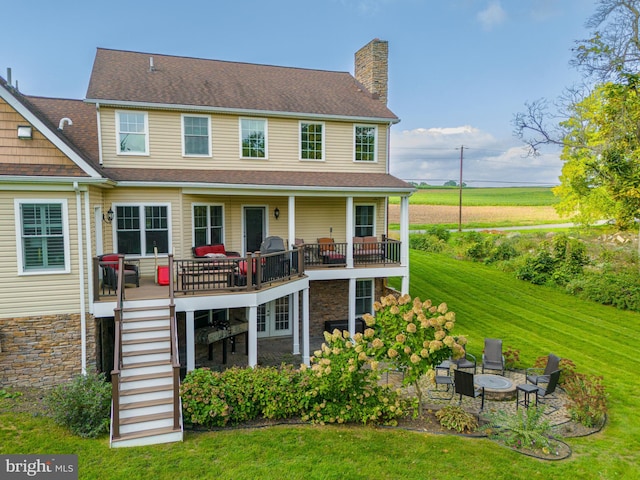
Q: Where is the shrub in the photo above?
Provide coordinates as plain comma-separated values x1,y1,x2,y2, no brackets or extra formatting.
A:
566,271,640,311
562,372,607,427
409,234,447,253
435,405,478,433
483,406,554,451
485,241,518,264
45,371,111,438
503,346,521,370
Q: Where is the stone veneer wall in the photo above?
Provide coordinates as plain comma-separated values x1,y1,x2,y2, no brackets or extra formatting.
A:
308,278,387,338
354,38,389,105
0,314,96,388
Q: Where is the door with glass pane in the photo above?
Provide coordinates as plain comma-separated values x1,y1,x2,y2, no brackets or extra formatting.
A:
257,297,291,338
244,206,265,253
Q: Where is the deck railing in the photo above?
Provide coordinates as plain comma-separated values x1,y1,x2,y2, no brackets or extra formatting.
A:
303,237,401,267
110,255,125,440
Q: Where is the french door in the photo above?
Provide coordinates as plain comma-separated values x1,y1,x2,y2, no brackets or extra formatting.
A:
257,296,291,338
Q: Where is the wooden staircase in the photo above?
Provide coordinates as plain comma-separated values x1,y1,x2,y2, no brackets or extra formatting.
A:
110,286,183,447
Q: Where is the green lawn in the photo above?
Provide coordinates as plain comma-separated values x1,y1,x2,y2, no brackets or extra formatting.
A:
1,250,638,479
389,186,558,206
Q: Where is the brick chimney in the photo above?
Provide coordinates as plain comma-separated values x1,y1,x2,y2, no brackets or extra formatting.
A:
355,38,389,105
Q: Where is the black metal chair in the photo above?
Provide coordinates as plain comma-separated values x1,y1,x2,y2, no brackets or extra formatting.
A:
454,345,477,373
527,353,561,386
482,338,505,375
454,369,485,412
536,369,561,414
428,360,454,399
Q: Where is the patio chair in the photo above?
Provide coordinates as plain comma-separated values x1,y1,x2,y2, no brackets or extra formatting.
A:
536,369,561,414
454,345,477,373
428,360,454,399
454,369,485,412
482,338,505,375
99,253,139,289
526,353,561,386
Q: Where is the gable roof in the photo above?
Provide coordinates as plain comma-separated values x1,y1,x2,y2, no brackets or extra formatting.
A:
86,48,399,122
0,76,104,180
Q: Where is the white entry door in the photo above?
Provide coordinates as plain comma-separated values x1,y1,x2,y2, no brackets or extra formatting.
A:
257,296,291,338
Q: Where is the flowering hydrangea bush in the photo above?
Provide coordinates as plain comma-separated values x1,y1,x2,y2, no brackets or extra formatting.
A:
362,294,467,402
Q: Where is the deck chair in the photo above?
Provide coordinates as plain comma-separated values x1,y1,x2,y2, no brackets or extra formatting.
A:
428,360,454,399
536,369,561,414
482,338,505,375
454,369,485,412
526,353,561,386
454,345,477,373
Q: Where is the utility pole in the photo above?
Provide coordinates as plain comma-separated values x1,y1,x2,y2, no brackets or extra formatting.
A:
458,146,464,232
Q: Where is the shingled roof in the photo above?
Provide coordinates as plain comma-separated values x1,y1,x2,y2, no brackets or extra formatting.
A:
86,48,399,121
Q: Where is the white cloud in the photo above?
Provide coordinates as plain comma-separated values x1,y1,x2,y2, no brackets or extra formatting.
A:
389,126,562,186
477,1,507,31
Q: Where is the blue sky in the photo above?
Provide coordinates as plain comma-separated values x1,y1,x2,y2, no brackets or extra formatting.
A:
1,0,597,186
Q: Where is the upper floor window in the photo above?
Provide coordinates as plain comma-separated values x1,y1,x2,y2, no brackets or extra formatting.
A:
116,111,148,155
193,204,223,246
183,114,211,156
355,205,375,237
240,118,267,158
15,200,70,274
115,204,169,255
354,125,377,162
300,122,324,160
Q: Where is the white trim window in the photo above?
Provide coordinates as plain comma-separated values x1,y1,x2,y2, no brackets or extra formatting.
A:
193,204,224,246
182,114,211,157
356,279,374,317
300,121,324,160
116,111,149,155
240,118,267,158
15,199,70,274
354,124,377,162
355,204,375,237
115,204,170,255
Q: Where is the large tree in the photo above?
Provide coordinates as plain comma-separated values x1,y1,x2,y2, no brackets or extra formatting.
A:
514,0,640,228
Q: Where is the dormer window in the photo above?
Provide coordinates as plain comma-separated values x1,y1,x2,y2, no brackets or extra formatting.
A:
116,111,148,155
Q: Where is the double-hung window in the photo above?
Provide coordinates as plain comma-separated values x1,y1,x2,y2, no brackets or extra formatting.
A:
355,279,374,317
354,125,377,162
183,114,211,156
240,118,267,158
300,122,324,160
193,204,223,246
15,200,69,273
355,205,375,237
116,111,148,155
115,204,169,255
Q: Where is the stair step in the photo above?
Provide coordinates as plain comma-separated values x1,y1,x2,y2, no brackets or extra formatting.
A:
123,305,170,312
122,336,171,345
123,325,170,334
120,397,174,411
121,359,171,370
123,315,170,323
122,347,171,357
119,410,173,426
120,384,174,396
121,371,173,383
113,426,181,443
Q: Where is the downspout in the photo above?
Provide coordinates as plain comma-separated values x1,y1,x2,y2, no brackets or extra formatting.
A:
96,103,103,166
74,182,87,374
84,189,93,314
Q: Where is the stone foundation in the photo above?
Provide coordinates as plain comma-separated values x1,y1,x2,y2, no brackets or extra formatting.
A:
0,313,96,388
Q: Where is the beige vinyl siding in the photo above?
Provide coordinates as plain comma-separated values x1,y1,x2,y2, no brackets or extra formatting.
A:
100,107,389,173
0,99,78,166
0,190,82,318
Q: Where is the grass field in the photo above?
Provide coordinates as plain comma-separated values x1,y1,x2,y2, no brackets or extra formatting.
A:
1,251,637,479
389,186,559,206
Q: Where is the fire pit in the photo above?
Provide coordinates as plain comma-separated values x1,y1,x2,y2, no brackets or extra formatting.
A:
474,374,516,401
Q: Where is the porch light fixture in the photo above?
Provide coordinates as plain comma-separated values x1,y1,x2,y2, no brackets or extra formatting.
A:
274,207,280,220
103,208,114,224
17,125,33,139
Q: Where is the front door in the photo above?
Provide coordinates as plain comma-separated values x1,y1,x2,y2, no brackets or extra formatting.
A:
244,206,265,253
257,297,291,338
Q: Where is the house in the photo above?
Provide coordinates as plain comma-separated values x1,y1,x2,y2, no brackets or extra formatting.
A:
0,39,414,446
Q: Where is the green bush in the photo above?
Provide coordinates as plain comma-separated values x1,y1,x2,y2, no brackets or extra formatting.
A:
562,372,607,427
566,271,640,311
435,405,478,433
45,371,111,438
483,406,554,451
409,234,447,253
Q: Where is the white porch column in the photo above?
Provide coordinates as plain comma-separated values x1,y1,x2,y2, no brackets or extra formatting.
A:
288,196,296,248
346,196,354,267
400,195,410,294
186,311,195,372
348,277,356,335
292,291,300,355
302,287,310,365
248,305,258,367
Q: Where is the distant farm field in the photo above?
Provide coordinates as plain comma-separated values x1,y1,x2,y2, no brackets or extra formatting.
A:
389,187,558,206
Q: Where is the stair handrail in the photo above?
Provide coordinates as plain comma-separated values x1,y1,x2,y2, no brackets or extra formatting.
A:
167,254,181,431
110,254,126,440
